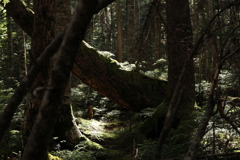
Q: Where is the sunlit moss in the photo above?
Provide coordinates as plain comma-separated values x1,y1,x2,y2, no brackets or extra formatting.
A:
48,153,64,160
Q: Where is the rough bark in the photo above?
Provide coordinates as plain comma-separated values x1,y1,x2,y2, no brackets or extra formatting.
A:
17,26,27,79
139,0,195,143
7,12,14,77
53,0,82,148
116,0,123,62
21,1,98,159
154,0,195,159
22,0,56,152
125,0,134,61
154,1,162,61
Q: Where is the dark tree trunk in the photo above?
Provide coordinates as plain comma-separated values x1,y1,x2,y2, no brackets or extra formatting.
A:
139,0,195,141
17,26,27,79
166,0,195,98
53,0,82,149
22,0,56,156
116,0,123,62
7,12,14,77
154,1,195,158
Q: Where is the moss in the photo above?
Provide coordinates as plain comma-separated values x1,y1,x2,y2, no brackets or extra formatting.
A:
78,41,168,111
139,93,196,138
77,118,123,141
84,138,104,150
10,130,20,134
48,153,64,160
227,96,240,102
77,135,104,150
99,132,117,139
118,131,146,150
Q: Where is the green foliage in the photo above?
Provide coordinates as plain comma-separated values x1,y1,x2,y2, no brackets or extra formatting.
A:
0,130,22,159
71,83,112,109
119,61,136,71
137,59,168,80
0,79,23,159
136,140,157,160
51,148,123,160
134,107,156,120
51,149,96,160
0,0,9,6
0,81,14,113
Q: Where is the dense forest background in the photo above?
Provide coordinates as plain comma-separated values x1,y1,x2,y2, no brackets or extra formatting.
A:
0,0,240,160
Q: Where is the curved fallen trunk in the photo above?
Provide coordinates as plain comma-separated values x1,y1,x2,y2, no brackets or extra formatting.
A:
73,42,167,111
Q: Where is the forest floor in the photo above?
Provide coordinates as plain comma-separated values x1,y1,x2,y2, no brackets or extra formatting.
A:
1,93,240,160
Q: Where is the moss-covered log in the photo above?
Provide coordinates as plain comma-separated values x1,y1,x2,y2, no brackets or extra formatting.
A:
73,42,167,111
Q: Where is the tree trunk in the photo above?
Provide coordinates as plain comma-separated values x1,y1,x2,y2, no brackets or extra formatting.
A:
110,3,116,54
17,27,27,79
154,0,162,61
7,11,14,77
116,0,123,62
154,0,195,157
53,0,82,149
22,0,56,157
134,0,140,28
126,0,135,62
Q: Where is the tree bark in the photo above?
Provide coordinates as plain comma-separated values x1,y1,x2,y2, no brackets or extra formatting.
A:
7,11,14,77
116,0,123,62
17,26,27,79
125,0,135,62
22,0,56,153
154,1,162,61
53,0,82,149
154,0,195,158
